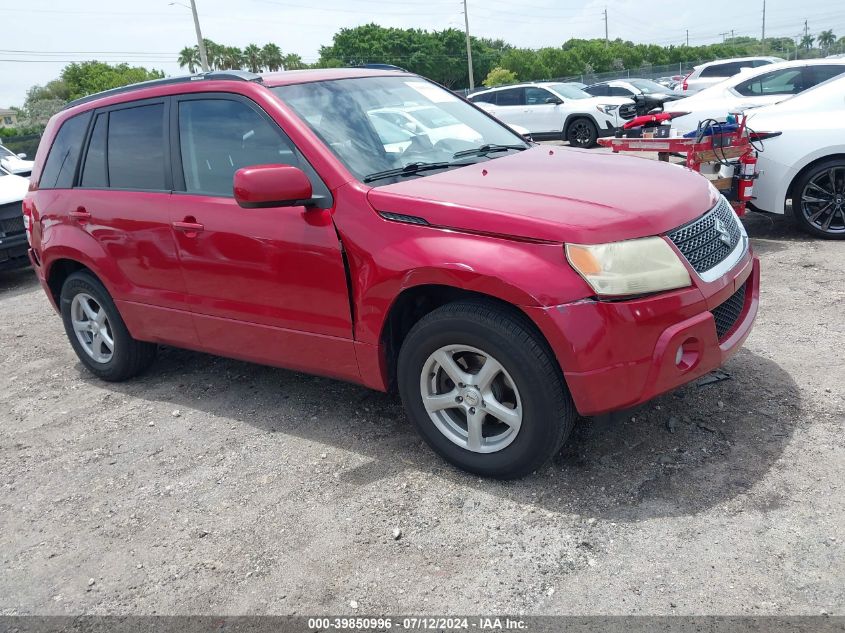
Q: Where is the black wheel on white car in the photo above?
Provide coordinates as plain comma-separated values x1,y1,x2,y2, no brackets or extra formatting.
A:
566,117,598,148
397,301,576,479
793,159,845,239
60,271,157,381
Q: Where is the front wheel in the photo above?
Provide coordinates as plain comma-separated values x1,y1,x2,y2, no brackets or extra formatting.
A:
792,159,845,239
566,117,598,148
397,301,576,478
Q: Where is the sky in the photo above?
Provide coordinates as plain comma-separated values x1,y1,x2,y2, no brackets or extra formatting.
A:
2,0,844,108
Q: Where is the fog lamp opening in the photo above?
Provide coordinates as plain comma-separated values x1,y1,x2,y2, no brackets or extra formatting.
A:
675,337,701,371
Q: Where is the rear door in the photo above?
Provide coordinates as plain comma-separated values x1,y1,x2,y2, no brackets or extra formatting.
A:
168,93,358,380
486,87,529,129
69,99,197,346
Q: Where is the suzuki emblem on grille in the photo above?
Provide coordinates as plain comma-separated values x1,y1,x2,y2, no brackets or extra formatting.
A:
714,218,732,246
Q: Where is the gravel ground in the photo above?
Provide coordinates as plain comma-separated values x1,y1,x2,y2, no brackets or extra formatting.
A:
1,207,843,616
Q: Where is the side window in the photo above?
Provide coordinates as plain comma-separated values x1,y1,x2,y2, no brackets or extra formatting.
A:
701,62,743,78
610,86,634,97
585,85,608,97
734,68,804,96
470,91,496,104
525,87,554,105
39,112,92,189
177,98,326,199
108,104,166,190
495,88,524,106
804,64,845,87
81,113,107,188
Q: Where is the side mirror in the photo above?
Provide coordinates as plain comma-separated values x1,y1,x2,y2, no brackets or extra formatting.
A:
545,97,562,104
16,153,27,159
233,164,313,209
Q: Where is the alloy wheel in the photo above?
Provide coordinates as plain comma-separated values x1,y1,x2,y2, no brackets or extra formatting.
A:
419,344,522,453
800,166,845,235
70,293,114,363
570,121,593,146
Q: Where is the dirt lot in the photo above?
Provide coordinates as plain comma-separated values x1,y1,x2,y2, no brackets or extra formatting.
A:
1,207,843,616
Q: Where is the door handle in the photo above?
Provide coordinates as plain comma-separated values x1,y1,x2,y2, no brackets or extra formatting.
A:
172,217,204,236
69,207,91,221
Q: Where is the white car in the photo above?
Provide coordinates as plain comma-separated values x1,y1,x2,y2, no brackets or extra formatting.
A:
0,144,34,177
680,56,783,94
467,82,634,148
369,105,482,145
742,75,845,239
0,165,31,270
665,59,845,135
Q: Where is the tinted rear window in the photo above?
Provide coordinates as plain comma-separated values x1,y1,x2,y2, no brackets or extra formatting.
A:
701,62,746,78
107,103,166,190
39,112,92,189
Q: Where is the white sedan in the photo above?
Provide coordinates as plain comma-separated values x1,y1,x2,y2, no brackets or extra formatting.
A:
0,144,33,177
745,75,845,239
665,59,845,135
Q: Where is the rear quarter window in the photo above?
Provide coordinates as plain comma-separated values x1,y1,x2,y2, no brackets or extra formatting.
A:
39,112,92,189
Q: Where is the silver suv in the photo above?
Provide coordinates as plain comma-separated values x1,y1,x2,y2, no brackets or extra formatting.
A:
682,56,784,94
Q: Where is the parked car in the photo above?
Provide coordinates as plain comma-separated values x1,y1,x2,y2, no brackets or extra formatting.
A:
467,82,635,147
583,78,684,114
681,56,784,94
744,74,845,239
0,165,30,270
0,144,34,177
24,69,759,478
369,105,482,145
665,59,845,135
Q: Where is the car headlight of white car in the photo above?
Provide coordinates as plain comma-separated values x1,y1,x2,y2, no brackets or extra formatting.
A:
566,237,691,297
596,104,620,115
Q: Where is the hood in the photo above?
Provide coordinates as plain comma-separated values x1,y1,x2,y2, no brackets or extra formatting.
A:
0,172,30,204
367,146,716,244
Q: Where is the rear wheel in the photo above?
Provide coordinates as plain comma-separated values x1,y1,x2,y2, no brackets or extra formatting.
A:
566,117,598,148
397,301,576,478
792,159,845,239
60,271,157,381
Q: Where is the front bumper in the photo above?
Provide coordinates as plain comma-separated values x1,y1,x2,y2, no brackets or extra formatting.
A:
526,255,759,416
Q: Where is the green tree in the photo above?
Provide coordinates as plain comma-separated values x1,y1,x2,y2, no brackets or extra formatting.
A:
220,46,244,70
282,53,305,70
243,44,263,73
261,43,284,71
482,67,517,87
800,34,815,51
818,30,836,52
178,46,200,73
60,62,164,101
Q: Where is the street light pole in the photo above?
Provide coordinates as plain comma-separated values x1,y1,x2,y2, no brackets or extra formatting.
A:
462,0,474,91
190,0,209,72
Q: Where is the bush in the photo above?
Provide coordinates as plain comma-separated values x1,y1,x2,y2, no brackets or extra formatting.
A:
482,67,518,87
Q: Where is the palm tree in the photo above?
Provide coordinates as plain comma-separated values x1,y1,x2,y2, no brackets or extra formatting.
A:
818,30,836,52
282,53,305,70
800,34,815,51
220,46,244,70
261,43,284,72
177,46,200,73
203,39,223,70
243,44,263,73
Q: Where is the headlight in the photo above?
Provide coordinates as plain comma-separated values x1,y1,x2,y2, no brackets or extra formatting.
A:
566,237,691,297
596,104,620,114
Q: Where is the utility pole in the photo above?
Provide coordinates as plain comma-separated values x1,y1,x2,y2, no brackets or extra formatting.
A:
603,7,608,45
761,0,766,54
686,29,689,46
462,0,474,91
719,31,729,42
190,0,209,72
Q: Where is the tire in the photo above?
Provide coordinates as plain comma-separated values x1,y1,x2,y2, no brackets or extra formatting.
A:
60,271,157,381
566,117,598,148
397,300,576,479
791,158,845,239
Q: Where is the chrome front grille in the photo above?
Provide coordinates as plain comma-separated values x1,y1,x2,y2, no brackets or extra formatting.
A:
667,197,742,274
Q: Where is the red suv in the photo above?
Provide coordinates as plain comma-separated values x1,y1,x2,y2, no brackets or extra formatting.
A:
23,69,759,478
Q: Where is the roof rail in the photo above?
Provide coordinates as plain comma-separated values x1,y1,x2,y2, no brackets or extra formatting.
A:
62,70,264,110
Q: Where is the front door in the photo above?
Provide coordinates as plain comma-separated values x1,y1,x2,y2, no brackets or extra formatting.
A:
168,94,358,381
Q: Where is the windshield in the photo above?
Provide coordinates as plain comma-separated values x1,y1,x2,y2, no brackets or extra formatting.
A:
272,76,528,183
545,83,592,99
629,79,671,94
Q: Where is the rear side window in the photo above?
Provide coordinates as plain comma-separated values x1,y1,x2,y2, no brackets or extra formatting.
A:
39,112,92,189
609,86,634,97
701,62,745,78
107,104,166,190
734,68,804,96
804,64,845,86
496,88,524,106
470,91,496,104
584,85,608,97
81,113,107,188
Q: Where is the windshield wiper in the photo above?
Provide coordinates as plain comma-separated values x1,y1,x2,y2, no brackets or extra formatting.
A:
452,143,528,159
363,161,466,184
